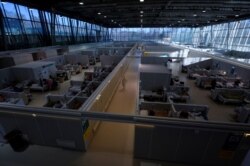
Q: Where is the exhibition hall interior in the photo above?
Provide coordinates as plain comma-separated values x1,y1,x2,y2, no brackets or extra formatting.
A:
0,0,250,166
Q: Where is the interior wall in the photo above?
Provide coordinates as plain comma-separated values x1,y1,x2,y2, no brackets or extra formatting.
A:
140,72,171,90
212,59,250,80
141,57,169,65
0,57,15,69
11,68,35,82
185,59,213,69
100,55,123,67
68,42,112,52
0,110,85,151
134,125,250,166
43,49,58,58
12,53,33,65
65,53,89,65
43,56,65,66
0,68,14,88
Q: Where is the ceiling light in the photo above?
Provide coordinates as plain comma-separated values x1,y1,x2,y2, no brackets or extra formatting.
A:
140,0,144,2
98,12,101,15
182,19,185,21
215,19,218,21
140,11,144,14
79,2,84,5
207,20,210,23
140,15,143,17
193,14,197,17
235,15,239,17
114,21,116,24
178,21,181,23
104,16,107,18
111,20,113,22
202,10,206,13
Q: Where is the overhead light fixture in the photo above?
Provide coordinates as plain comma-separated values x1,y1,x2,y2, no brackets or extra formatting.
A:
207,20,210,23
178,20,181,23
140,15,143,17
140,11,144,14
193,14,197,17
215,19,218,21
104,16,107,18
141,19,143,23
202,10,206,13
98,12,101,15
235,15,239,17
182,19,185,21
79,2,84,5
111,20,113,22
244,133,250,137
140,0,144,2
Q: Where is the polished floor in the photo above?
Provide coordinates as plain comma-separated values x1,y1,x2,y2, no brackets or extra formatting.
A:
0,56,190,166
0,52,242,166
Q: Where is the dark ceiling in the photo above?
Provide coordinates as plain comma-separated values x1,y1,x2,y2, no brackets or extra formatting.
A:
8,0,250,27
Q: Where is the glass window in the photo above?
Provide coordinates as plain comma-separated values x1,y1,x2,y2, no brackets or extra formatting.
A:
45,12,51,23
1,2,18,18
17,5,31,20
7,18,21,35
33,22,43,34
23,20,33,34
29,8,40,21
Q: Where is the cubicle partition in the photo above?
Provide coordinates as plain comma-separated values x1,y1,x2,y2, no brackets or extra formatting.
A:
97,47,131,56
10,61,57,82
134,119,250,166
212,59,250,80
0,105,85,150
140,64,172,91
0,68,13,89
134,44,250,166
183,58,213,69
100,55,124,67
65,52,89,65
137,89,250,165
141,56,169,65
79,44,137,148
144,45,181,53
0,42,137,151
